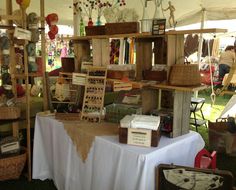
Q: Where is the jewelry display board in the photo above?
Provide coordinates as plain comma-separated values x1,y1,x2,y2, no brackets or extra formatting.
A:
81,67,107,123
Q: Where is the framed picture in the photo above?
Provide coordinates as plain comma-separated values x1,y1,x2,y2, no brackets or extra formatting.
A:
152,19,166,35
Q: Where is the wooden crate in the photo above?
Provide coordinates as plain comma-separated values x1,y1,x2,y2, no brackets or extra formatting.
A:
143,70,167,82
107,70,135,80
119,127,160,147
55,112,81,121
105,22,139,35
85,25,106,36
61,57,75,73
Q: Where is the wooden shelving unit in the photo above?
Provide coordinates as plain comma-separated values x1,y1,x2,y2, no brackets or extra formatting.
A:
72,28,227,137
0,0,46,180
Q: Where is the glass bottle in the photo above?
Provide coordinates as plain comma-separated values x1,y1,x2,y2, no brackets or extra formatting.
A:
80,18,85,36
88,17,93,26
96,16,102,26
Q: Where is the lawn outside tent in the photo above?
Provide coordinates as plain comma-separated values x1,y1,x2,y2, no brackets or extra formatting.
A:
194,90,236,185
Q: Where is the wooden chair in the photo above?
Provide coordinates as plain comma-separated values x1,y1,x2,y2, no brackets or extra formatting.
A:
194,148,217,169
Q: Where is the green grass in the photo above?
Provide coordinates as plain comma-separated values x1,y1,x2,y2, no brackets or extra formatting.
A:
191,90,236,185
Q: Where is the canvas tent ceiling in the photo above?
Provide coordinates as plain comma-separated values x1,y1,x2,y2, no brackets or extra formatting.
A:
1,0,236,27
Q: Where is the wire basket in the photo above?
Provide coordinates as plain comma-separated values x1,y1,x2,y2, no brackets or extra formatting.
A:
0,106,21,120
0,147,26,181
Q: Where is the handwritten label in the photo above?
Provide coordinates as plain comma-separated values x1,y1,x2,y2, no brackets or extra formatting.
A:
127,128,151,147
72,73,86,85
14,27,32,41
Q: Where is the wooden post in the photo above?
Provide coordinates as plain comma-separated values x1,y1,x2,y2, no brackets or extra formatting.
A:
5,0,13,26
40,0,48,110
154,37,166,65
6,0,17,97
20,5,31,181
141,88,158,114
172,91,191,137
92,39,110,66
166,34,184,78
73,0,79,35
74,40,90,72
136,39,152,80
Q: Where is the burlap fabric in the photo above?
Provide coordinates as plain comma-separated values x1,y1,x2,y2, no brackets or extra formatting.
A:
63,121,119,162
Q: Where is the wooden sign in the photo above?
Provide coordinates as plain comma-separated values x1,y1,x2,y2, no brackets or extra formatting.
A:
152,19,166,35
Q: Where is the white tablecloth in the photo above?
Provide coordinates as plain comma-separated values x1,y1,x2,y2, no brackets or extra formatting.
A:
33,115,205,190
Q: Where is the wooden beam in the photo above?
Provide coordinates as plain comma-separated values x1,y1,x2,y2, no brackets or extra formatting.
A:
5,0,13,26
40,0,48,111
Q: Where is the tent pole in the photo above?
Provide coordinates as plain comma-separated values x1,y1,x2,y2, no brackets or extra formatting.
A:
195,8,206,98
73,0,79,36
197,8,206,64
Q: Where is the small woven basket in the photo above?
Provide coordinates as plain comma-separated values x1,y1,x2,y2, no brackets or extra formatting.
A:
0,147,26,181
168,63,201,86
0,106,21,120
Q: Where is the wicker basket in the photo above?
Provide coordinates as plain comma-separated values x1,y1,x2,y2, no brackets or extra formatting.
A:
0,147,26,181
0,106,21,120
168,64,201,86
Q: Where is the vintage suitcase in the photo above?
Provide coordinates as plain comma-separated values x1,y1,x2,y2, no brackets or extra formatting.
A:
156,164,234,190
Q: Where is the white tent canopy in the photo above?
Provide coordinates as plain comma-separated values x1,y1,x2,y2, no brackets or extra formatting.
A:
220,95,236,118
1,0,236,27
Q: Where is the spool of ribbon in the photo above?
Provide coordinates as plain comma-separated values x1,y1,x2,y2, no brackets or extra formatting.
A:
0,36,10,68
26,43,37,72
27,12,38,28
27,12,39,42
2,73,12,85
0,36,10,50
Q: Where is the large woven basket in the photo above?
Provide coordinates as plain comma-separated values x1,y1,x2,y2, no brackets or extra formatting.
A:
0,147,26,181
168,64,201,86
0,106,21,120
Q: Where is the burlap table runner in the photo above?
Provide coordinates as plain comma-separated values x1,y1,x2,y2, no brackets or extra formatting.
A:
63,121,119,162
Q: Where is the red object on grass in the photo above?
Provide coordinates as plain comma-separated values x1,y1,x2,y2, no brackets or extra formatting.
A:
194,148,217,169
